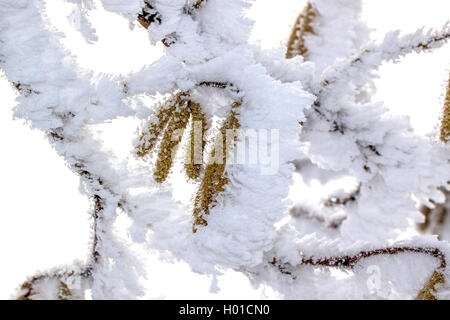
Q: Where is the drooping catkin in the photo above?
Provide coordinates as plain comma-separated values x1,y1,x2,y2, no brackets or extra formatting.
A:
440,74,450,143
286,2,316,59
185,102,207,179
416,270,445,300
57,281,72,300
136,93,185,157
192,101,241,231
153,99,191,183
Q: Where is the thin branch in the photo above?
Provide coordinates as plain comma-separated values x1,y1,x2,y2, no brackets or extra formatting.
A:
419,188,449,236
271,246,446,299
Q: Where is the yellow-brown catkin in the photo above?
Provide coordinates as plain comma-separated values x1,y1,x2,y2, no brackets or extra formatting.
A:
57,281,72,300
416,270,445,300
286,2,316,59
153,100,191,183
16,282,33,300
440,75,450,143
136,93,185,158
192,101,241,231
185,102,207,180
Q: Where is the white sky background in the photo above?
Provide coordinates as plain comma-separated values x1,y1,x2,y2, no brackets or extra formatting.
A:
0,0,449,299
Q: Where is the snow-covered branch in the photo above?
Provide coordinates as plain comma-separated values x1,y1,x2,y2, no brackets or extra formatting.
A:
15,264,91,300
270,244,446,300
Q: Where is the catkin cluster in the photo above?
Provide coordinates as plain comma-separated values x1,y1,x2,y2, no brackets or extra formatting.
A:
136,89,241,230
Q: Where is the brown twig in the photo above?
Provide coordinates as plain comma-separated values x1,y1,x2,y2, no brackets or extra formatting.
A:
271,246,446,299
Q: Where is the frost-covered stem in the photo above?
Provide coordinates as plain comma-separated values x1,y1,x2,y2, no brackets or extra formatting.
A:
271,246,446,299
198,81,236,90
318,27,450,92
192,99,242,230
420,71,450,233
136,0,210,46
5,81,108,294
